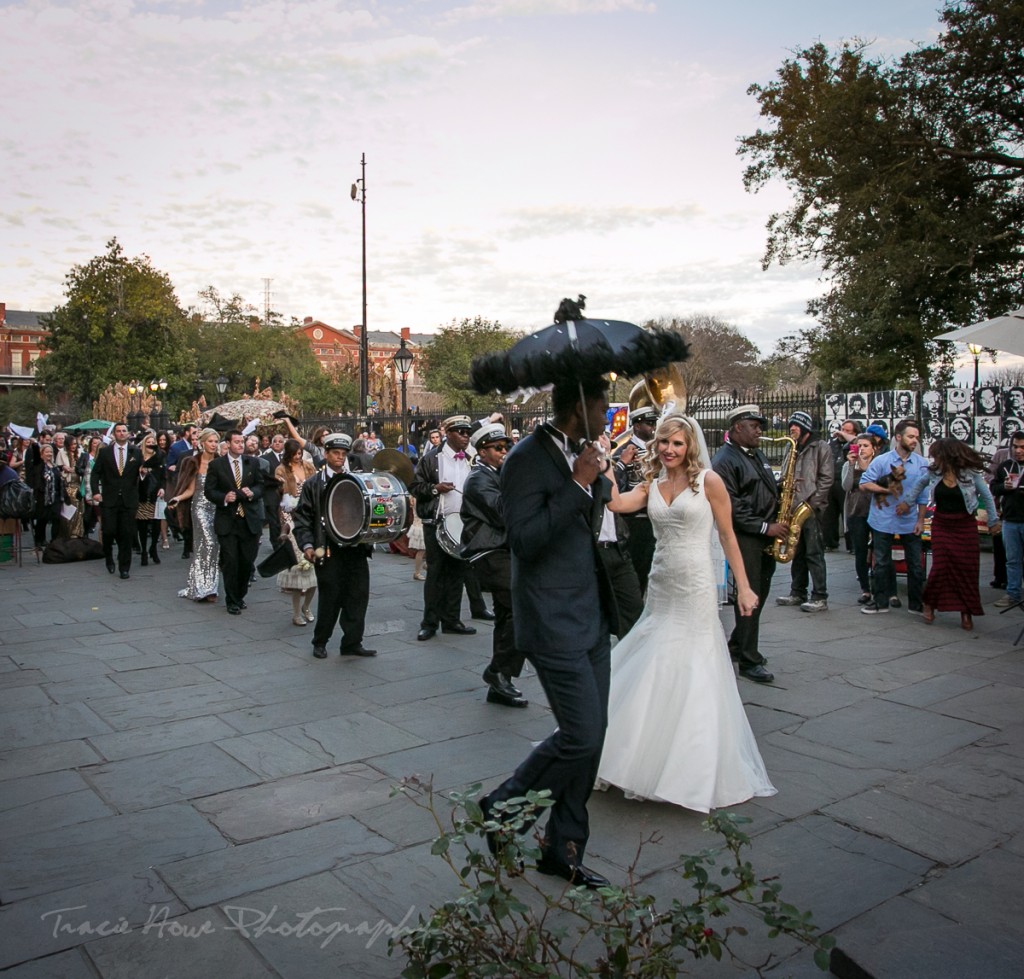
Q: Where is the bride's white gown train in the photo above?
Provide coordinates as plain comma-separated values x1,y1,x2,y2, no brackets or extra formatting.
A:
597,471,777,812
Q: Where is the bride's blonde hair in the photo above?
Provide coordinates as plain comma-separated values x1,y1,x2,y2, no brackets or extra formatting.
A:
642,415,704,493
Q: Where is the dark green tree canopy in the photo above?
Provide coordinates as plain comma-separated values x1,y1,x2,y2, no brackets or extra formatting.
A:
36,238,195,405
419,316,521,413
739,0,1024,388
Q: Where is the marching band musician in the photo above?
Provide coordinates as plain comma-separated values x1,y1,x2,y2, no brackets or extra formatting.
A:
411,415,481,641
612,405,658,594
460,421,528,708
292,433,377,660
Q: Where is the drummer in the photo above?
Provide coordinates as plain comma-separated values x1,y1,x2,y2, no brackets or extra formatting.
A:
411,414,480,641
292,432,377,660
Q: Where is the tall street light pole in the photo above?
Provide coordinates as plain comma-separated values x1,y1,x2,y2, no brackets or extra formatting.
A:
967,342,982,389
351,154,368,429
392,338,414,450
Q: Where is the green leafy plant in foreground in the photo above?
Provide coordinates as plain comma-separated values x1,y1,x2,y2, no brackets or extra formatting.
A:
388,777,834,977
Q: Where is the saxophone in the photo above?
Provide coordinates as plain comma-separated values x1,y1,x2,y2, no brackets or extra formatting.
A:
761,436,813,564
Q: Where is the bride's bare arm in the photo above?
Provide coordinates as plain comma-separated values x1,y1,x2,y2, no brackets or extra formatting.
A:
607,480,650,513
704,470,758,617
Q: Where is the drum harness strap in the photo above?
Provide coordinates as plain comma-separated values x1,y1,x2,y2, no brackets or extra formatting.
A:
312,468,331,559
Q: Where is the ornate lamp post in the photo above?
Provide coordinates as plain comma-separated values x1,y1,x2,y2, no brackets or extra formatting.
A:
125,379,144,432
149,378,169,430
392,338,414,450
967,342,982,389
215,370,229,399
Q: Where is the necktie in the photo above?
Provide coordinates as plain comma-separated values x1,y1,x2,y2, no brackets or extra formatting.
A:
117,447,124,475
454,451,466,460
232,459,244,515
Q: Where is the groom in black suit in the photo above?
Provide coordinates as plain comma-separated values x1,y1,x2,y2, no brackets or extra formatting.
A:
204,429,265,614
481,377,619,889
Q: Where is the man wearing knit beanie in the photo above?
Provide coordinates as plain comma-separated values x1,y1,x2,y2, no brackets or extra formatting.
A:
776,411,833,613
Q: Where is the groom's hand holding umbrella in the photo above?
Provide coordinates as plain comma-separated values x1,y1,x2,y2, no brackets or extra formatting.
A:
572,441,606,489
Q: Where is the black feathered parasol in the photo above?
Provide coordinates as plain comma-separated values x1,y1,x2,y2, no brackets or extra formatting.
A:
470,296,689,395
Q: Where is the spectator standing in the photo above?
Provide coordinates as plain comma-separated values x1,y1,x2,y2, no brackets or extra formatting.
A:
823,419,862,550
28,443,63,555
843,433,882,604
993,432,1024,610
858,419,930,615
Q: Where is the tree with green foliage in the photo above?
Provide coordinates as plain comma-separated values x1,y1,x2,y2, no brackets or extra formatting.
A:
184,286,356,413
645,315,765,408
419,316,521,413
35,238,196,408
739,0,1024,389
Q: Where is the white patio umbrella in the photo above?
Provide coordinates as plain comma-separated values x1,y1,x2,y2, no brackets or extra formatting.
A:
937,307,1024,356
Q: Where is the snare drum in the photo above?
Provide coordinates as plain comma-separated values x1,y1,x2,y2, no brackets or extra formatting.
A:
325,472,410,546
436,511,464,558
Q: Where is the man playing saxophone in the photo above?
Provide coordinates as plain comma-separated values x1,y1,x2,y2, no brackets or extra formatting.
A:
712,405,788,684
774,411,833,614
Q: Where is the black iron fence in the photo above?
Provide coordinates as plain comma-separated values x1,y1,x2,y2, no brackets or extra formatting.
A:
298,388,824,464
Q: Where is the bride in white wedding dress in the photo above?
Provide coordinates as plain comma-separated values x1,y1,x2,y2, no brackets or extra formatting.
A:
597,415,777,812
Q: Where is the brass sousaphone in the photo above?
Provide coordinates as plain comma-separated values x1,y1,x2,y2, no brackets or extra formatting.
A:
611,363,687,449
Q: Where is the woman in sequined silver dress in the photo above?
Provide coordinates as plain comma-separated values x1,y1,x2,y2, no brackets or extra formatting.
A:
170,428,221,602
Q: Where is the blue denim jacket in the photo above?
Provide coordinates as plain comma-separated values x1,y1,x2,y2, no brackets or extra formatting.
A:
909,469,999,527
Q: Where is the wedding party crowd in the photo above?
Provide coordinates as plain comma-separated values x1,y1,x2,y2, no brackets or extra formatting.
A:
2,385,1017,890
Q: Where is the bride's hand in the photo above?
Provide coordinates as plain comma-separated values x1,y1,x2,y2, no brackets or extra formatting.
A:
737,584,759,618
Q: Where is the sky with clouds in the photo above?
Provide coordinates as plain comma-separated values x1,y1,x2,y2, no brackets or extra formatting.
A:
4,0,955,362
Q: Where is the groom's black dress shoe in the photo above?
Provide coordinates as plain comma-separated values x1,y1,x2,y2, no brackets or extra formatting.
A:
536,854,610,889
486,688,529,708
471,609,496,621
119,571,130,580
417,627,437,642
227,605,241,615
483,668,523,698
483,668,527,707
312,645,328,659
106,561,115,574
441,621,476,636
740,664,774,683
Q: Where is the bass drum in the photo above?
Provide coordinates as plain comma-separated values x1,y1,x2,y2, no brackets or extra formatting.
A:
325,472,410,546
436,512,464,559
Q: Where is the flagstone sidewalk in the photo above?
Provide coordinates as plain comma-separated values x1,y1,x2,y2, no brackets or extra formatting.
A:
1,544,1022,977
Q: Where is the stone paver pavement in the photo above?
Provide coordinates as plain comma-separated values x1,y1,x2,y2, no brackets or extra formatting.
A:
1,542,1023,977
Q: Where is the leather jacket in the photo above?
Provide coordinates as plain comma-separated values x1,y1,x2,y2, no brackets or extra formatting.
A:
460,462,507,558
711,441,779,537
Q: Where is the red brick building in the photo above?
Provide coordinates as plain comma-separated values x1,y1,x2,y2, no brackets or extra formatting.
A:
0,304,47,393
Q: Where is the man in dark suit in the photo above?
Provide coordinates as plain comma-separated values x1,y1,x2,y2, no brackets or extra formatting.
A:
481,377,619,890
90,422,142,579
261,433,285,546
204,429,265,614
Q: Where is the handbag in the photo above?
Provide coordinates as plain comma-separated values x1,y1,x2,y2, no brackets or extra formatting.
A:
154,498,167,520
0,479,34,519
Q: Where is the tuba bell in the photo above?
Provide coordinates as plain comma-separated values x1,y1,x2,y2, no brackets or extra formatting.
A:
611,363,687,449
